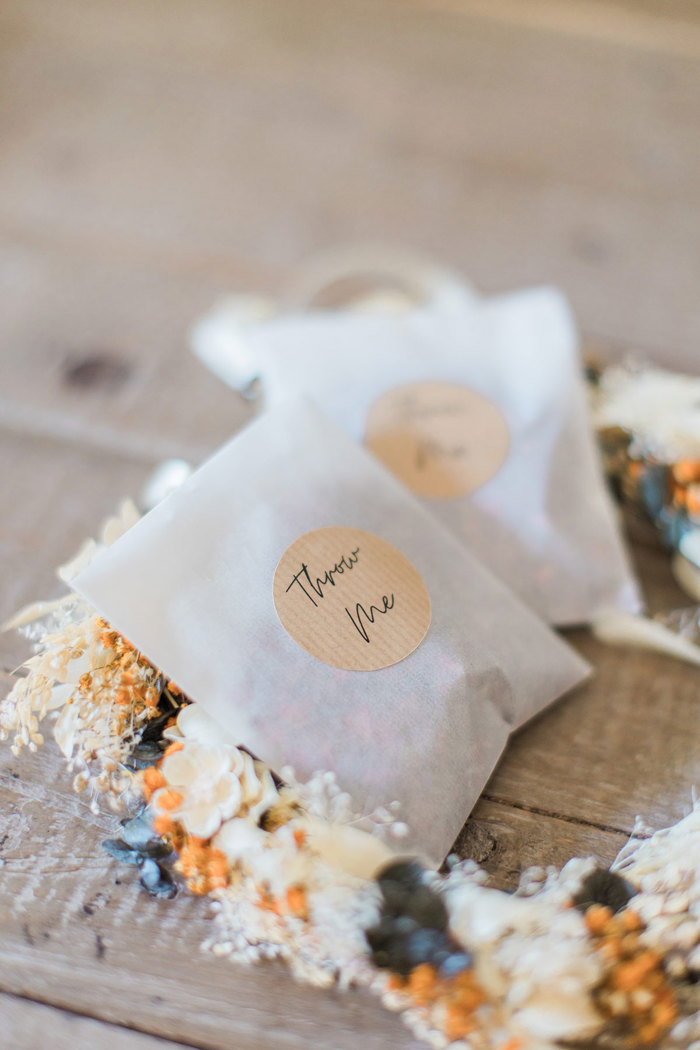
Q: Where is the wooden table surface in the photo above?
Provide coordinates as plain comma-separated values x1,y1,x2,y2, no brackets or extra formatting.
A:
1,2,699,1047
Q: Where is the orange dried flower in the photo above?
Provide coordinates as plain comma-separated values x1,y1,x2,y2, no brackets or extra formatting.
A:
153,815,176,838
256,887,283,915
172,837,230,895
672,459,700,485
444,1001,477,1041
586,906,676,1044
686,484,700,516
407,963,437,1005
207,849,229,889
286,885,309,920
584,903,613,936
162,741,184,759
157,789,184,812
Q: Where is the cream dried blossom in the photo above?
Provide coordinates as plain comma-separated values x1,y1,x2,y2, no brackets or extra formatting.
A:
2,611,161,808
205,812,383,988
613,801,700,975
0,612,112,754
163,701,238,748
445,866,605,1047
206,857,381,989
0,498,142,756
153,743,246,839
154,703,282,839
593,363,700,463
0,500,167,806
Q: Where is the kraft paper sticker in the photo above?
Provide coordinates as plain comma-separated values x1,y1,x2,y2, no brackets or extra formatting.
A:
365,381,510,500
273,526,432,671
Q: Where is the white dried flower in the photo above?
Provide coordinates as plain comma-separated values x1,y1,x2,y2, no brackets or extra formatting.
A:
156,702,284,839
153,743,245,839
613,801,700,972
163,702,239,748
446,873,604,1046
593,363,700,462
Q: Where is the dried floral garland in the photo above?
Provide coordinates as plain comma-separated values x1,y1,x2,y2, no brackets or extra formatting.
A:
3,504,700,1050
591,361,700,596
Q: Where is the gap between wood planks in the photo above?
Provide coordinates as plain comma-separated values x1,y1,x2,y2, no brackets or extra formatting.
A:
2,990,202,1050
0,986,353,1050
481,793,641,840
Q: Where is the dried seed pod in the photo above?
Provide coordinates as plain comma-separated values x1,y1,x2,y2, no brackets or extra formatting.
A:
573,868,636,914
377,858,426,915
125,742,167,770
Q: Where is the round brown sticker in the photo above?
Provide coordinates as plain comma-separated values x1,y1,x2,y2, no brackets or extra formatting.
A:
365,381,510,500
273,526,431,671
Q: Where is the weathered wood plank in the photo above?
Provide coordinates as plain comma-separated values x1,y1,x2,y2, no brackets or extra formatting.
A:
3,993,196,1050
0,720,418,1050
0,433,155,671
0,237,253,465
0,0,698,371
405,0,700,58
459,797,627,889
0,0,690,204
488,541,700,837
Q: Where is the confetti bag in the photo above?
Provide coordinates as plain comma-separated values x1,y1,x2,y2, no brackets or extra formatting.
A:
74,399,589,863
192,248,640,625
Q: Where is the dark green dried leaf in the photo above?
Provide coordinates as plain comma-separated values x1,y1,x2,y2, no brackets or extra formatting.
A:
139,858,178,899
102,839,141,866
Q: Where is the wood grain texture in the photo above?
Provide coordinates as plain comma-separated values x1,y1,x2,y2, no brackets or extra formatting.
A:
458,798,628,889
0,0,699,373
0,237,253,465
0,432,153,671
0,719,423,1050
487,542,700,836
404,0,700,58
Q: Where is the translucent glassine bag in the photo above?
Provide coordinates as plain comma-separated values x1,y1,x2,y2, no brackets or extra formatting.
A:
192,248,640,626
74,398,589,863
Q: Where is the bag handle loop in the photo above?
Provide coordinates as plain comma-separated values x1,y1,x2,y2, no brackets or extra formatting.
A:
281,243,477,315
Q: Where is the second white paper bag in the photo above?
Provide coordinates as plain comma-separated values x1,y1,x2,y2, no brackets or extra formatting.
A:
74,399,589,862
193,254,640,626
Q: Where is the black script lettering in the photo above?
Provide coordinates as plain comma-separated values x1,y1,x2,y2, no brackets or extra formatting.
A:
415,440,468,471
285,548,361,607
346,593,396,643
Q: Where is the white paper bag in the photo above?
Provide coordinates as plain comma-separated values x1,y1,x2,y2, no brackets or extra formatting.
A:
74,399,589,863
192,250,640,626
